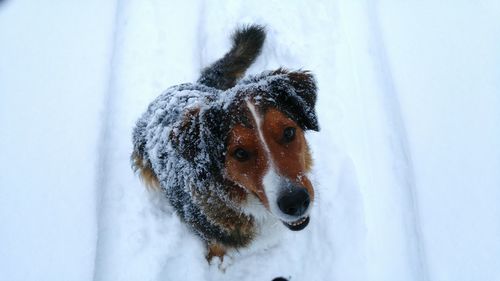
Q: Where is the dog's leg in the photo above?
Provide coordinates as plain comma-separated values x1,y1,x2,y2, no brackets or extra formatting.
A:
206,243,236,272
206,242,226,263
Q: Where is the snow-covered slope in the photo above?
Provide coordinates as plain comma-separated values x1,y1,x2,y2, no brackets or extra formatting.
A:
0,1,499,281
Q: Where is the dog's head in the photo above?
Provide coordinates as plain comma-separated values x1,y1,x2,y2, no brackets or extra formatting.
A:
224,68,318,231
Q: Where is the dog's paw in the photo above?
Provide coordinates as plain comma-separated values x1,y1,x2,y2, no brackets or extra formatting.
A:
217,254,235,272
207,253,234,272
206,243,235,271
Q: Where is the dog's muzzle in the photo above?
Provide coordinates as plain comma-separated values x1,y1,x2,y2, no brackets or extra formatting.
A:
277,181,311,231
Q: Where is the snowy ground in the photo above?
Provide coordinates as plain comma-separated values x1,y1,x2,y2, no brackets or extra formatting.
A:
1,1,499,281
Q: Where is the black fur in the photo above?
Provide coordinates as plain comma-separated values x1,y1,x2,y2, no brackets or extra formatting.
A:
236,68,319,131
198,25,266,90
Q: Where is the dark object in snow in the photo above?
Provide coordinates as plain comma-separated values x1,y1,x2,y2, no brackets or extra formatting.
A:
272,277,288,281
132,24,319,261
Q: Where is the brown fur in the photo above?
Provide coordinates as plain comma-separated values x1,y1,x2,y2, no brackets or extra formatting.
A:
191,186,256,246
132,152,160,191
261,108,315,200
225,123,271,208
224,106,314,212
206,243,227,262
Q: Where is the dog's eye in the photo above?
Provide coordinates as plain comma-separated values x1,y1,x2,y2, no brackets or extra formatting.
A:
283,127,296,143
233,148,250,162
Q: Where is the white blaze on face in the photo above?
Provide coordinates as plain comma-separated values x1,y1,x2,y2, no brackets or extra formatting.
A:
245,100,271,156
245,100,288,220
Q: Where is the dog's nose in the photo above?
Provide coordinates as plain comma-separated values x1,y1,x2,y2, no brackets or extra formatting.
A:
277,187,310,217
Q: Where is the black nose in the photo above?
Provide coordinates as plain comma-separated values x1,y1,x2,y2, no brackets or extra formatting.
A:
277,187,310,216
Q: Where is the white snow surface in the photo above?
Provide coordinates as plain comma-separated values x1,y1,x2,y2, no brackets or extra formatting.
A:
0,1,499,281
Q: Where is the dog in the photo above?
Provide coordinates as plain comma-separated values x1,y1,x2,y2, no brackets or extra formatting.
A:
132,25,319,261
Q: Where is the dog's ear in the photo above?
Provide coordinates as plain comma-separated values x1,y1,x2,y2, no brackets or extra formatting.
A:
132,120,161,191
287,70,317,111
271,69,319,131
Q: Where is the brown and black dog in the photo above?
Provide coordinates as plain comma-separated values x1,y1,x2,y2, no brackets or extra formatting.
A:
132,25,319,261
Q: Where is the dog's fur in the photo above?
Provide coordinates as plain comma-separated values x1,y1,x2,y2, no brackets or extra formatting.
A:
132,25,319,261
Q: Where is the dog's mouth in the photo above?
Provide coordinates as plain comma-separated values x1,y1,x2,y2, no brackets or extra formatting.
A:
282,216,310,231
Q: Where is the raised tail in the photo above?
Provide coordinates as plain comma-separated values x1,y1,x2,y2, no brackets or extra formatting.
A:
197,25,266,90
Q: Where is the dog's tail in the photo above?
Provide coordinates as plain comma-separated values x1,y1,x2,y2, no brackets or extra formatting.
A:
198,25,266,90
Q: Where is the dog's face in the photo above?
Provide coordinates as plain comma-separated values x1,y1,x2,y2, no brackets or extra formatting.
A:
224,100,314,231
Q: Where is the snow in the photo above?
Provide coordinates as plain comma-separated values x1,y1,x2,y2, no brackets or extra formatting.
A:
1,1,499,281
0,1,116,281
377,2,500,280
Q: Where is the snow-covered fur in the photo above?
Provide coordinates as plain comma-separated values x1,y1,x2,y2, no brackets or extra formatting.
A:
132,25,318,259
